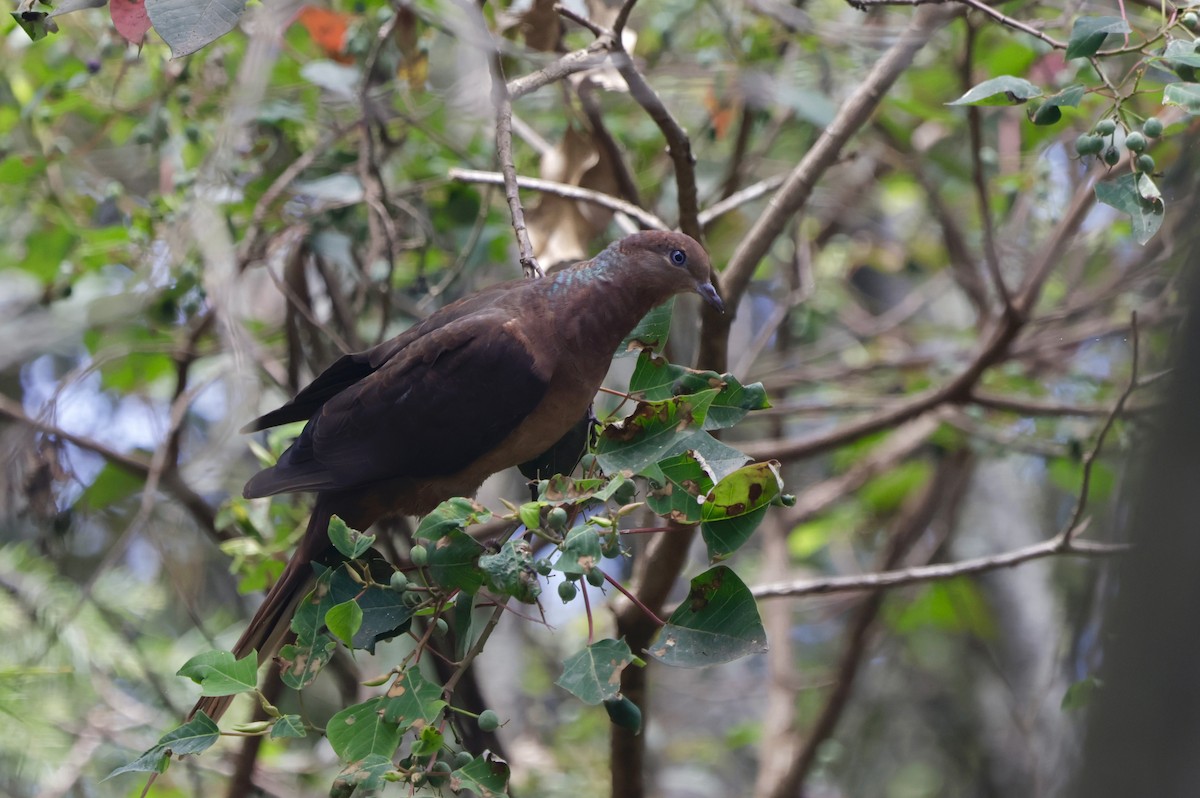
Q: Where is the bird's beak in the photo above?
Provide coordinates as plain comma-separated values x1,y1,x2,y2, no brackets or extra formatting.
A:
697,281,725,313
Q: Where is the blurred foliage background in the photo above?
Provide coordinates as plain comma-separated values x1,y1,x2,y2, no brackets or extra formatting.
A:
0,0,1194,795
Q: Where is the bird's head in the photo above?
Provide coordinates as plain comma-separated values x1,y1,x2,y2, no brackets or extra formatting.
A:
615,231,725,313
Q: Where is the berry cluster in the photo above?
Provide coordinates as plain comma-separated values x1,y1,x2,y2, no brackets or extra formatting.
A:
1075,116,1162,173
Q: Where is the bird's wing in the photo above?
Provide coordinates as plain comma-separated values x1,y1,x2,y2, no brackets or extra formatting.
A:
241,281,525,434
244,309,551,497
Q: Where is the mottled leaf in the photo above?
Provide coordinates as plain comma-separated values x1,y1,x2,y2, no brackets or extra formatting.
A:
270,714,307,739
326,697,402,763
451,751,511,797
556,638,634,705
595,389,718,475
327,514,375,560
381,667,447,727
647,567,768,667
1095,172,1164,244
479,539,541,603
176,650,258,697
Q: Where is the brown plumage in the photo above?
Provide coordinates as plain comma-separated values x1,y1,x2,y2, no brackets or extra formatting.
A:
193,231,722,721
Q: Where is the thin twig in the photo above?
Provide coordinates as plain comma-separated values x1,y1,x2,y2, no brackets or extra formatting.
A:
754,532,1126,600
489,41,541,278
963,23,1013,314
448,168,669,231
1056,311,1141,549
956,0,1068,48
612,51,702,240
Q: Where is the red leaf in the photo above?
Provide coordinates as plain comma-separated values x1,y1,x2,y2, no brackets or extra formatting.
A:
295,5,352,63
111,0,150,45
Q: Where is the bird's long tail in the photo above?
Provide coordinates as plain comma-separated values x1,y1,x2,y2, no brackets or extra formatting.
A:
190,495,338,723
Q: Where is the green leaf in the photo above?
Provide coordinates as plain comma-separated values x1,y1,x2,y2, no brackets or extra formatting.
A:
381,667,447,727
701,460,784,522
556,638,635,705
327,515,375,560
333,753,394,793
554,523,603,575
10,11,53,42
270,714,307,739
279,635,336,691
618,299,674,356
1065,16,1130,59
701,504,769,562
415,497,491,540
685,431,753,482
106,712,221,778
594,390,719,474
644,451,716,524
947,76,1042,106
538,472,634,504
1159,40,1200,68
518,501,542,530
295,563,413,653
177,650,260,697
647,567,768,667
326,698,403,763
325,599,364,647
145,0,247,57
1095,173,1164,245
451,751,511,797
78,462,144,510
1164,82,1200,114
888,579,995,638
410,724,445,757
479,539,541,603
1062,676,1102,710
627,350,771,430
1043,83,1086,109
425,529,486,594
859,460,933,514
0,155,46,185
1048,458,1116,501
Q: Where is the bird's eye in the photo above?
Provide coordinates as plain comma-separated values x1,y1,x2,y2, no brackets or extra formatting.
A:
669,249,687,266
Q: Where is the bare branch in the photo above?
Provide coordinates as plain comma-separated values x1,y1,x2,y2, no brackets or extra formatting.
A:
754,533,1126,600
448,168,669,231
1056,311,1141,550
702,4,960,371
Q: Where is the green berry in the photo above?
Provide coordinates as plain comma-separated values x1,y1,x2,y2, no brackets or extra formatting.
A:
603,695,643,734
1075,134,1103,156
534,557,553,576
1143,117,1163,138
429,761,452,784
410,544,428,566
402,590,424,608
1184,11,1199,30
1095,119,1116,136
453,751,474,769
434,617,449,636
546,507,569,531
586,568,606,588
478,709,500,732
1137,153,1156,173
1124,131,1147,152
389,571,409,592
558,580,578,602
1103,146,1120,166
612,480,637,504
